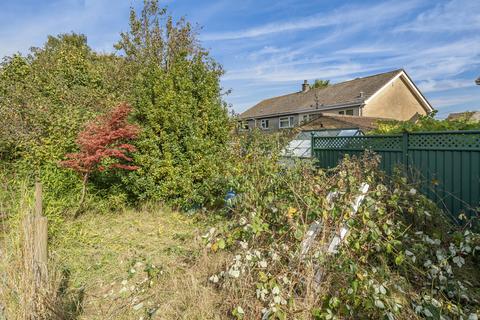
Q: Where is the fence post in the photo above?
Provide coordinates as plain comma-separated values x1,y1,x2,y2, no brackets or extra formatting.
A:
33,181,48,284
310,132,315,158
402,131,409,170
23,181,48,318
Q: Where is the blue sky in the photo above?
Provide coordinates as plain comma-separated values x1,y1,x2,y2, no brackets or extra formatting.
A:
0,0,479,118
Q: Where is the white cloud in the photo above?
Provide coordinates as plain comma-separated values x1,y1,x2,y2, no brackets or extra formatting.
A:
334,46,395,55
395,0,480,33
202,0,421,41
430,94,480,108
418,79,475,93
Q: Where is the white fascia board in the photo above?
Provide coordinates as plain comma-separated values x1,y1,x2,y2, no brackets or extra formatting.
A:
241,102,363,120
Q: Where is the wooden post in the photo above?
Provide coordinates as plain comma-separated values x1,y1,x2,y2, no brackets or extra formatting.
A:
23,181,48,319
33,181,48,283
33,216,48,283
402,131,409,172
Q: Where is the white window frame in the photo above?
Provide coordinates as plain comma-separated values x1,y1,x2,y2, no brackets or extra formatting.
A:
260,119,270,130
301,114,311,123
345,109,354,116
279,116,294,128
239,120,249,130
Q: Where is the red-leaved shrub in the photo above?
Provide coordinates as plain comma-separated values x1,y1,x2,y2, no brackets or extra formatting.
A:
61,103,139,216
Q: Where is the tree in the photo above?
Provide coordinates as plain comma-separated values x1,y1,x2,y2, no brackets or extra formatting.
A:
311,79,330,89
115,1,231,208
0,33,131,164
60,103,139,216
0,33,134,217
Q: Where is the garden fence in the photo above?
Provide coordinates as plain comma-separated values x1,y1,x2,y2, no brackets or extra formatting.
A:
311,130,480,221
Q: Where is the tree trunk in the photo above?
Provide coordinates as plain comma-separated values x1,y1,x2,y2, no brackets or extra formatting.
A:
74,173,89,218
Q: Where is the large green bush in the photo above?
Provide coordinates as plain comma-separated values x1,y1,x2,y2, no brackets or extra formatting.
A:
0,33,130,224
0,1,232,218
115,1,231,208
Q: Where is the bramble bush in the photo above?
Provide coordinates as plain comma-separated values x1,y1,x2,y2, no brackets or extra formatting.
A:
371,111,480,134
205,134,480,319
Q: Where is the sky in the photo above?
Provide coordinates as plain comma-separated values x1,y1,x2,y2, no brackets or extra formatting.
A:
0,0,479,118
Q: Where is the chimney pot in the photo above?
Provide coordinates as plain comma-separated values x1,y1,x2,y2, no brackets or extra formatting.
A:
359,91,365,98
302,80,310,92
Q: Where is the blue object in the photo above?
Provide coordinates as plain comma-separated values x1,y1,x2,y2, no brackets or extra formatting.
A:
224,189,236,207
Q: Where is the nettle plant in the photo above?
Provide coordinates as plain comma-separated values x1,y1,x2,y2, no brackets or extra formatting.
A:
205,148,479,319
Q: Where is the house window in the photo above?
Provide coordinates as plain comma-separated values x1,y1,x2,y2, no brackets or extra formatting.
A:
279,116,294,128
301,114,311,123
239,121,249,130
260,119,269,129
339,109,354,115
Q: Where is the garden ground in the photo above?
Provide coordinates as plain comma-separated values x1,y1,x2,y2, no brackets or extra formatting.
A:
45,207,229,319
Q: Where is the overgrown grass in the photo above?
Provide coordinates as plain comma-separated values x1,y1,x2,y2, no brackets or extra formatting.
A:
0,180,233,319
51,205,230,319
0,185,69,319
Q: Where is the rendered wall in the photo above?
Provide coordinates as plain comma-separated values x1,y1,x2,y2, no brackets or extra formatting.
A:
363,76,428,120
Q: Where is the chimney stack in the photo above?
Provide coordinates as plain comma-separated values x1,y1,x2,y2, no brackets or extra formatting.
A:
359,91,365,98
302,80,310,92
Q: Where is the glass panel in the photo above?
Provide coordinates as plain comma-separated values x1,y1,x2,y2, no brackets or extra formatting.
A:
338,129,359,137
279,117,291,128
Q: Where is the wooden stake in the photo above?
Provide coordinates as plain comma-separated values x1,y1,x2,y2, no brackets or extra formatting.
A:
33,215,48,283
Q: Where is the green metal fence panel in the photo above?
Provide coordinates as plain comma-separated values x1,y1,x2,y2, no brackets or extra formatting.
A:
312,130,480,220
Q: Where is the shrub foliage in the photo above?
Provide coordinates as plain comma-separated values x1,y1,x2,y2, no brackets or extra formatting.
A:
60,103,139,215
0,0,231,215
205,135,480,319
115,1,231,208
371,111,480,134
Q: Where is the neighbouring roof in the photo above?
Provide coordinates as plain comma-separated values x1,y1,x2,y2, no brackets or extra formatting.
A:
240,69,404,119
300,113,388,132
447,111,480,121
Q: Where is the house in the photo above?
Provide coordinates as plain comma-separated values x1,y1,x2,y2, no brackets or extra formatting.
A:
447,111,480,121
239,69,434,130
